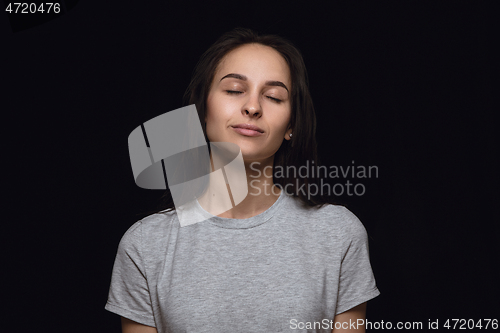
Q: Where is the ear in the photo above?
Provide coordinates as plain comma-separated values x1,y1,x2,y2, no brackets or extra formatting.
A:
284,125,293,141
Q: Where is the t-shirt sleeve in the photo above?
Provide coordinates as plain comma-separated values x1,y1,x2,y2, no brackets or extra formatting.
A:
104,221,156,327
335,207,380,315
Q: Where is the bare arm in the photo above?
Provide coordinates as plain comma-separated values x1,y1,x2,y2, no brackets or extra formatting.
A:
121,317,158,333
332,302,367,333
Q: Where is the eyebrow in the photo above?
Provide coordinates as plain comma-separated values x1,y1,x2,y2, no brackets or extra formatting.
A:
220,73,289,93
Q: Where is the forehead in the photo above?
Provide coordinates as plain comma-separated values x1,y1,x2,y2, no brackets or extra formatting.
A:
214,43,291,87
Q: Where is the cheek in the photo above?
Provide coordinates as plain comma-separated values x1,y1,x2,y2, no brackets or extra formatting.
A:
206,107,222,127
272,110,292,133
206,95,232,126
205,96,219,125
205,94,213,122
205,97,229,140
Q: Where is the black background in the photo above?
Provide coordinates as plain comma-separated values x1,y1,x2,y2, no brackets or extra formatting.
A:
3,1,498,332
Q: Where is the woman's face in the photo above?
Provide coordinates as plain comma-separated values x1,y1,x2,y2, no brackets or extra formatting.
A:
206,43,292,163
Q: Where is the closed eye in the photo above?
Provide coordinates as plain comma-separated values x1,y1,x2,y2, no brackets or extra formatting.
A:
226,90,282,103
267,96,282,103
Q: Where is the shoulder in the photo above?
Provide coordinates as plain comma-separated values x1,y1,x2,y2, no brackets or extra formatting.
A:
119,210,179,250
286,195,368,242
321,204,366,234
311,204,371,264
140,210,178,230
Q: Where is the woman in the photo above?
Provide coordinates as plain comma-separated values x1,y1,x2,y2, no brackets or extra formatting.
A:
105,27,380,333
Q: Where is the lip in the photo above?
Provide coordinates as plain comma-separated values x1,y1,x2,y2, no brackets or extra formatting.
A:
231,123,264,137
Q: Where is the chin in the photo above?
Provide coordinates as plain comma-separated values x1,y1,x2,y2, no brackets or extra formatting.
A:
237,143,263,156
241,151,273,165
208,135,267,160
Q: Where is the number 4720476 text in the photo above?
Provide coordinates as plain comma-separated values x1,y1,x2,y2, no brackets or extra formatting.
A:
6,3,61,14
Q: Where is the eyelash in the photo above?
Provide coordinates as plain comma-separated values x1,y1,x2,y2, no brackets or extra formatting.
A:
225,90,282,103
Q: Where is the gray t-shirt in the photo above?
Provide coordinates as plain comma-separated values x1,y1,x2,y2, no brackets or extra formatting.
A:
105,191,380,332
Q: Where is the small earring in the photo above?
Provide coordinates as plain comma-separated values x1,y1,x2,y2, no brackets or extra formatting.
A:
289,133,293,138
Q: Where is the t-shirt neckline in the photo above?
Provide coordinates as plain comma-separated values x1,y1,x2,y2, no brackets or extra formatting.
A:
195,189,287,229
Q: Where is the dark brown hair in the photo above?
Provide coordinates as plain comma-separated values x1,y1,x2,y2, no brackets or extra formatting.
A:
137,27,336,218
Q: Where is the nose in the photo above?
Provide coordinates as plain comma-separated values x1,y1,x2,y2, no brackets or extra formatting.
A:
241,91,262,118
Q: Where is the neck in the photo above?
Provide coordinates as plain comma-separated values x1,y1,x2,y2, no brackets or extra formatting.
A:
197,154,281,219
